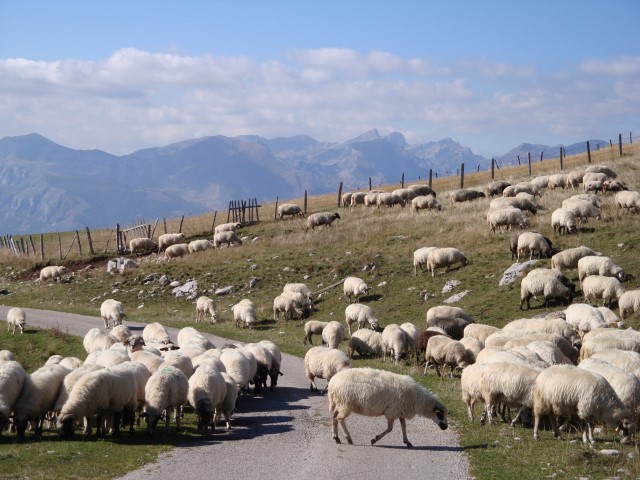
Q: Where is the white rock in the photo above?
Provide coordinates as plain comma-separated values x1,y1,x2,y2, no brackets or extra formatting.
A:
443,290,470,304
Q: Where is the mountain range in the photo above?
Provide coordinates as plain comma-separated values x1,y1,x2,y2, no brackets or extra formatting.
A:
0,131,603,234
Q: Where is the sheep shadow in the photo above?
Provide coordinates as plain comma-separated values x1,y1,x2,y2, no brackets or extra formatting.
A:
374,444,466,452
359,293,384,302
576,227,596,234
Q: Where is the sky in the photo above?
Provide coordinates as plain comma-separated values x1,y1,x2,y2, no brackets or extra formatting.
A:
0,1,638,158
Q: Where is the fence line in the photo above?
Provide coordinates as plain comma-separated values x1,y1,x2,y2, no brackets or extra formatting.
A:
1,131,636,262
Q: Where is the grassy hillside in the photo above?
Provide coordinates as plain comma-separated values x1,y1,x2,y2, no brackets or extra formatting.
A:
1,144,640,479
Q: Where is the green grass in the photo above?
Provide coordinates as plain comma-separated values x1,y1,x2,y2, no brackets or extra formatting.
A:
2,149,640,479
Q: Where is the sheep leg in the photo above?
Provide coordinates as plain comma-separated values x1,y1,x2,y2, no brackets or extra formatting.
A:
549,415,561,439
399,417,413,448
467,400,475,423
510,406,526,427
533,415,541,440
333,412,353,444
371,417,395,446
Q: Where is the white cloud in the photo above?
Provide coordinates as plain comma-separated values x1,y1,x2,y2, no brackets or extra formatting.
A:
0,48,638,157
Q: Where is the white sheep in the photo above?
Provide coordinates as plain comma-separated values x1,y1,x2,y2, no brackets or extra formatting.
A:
280,290,312,317
533,364,632,444
85,332,119,354
548,173,569,190
427,305,476,325
485,180,512,196
615,191,640,213
164,243,190,259
130,350,164,374
459,336,483,364
214,222,242,234
530,176,549,189
578,256,627,285
219,349,252,393
347,329,384,358
100,299,126,329
551,208,577,235
213,231,243,248
0,350,16,364
304,346,351,393
413,246,438,275
519,274,573,310
516,232,552,261
382,324,408,364
258,339,283,390
243,342,273,392
564,304,607,337
619,290,640,320
350,192,367,207
512,182,542,196
39,265,68,282
567,169,585,188
188,239,214,254
362,192,380,207
110,324,132,343
583,171,609,184
424,335,469,377
400,322,421,362
216,372,238,430
426,247,467,277
408,184,437,197
187,365,226,433
376,192,406,208
142,365,189,435
582,275,626,308
583,180,603,193
303,320,329,345
562,199,601,223
14,364,70,437
328,367,449,448
0,360,27,433
96,349,130,368
195,296,218,324
585,165,617,178
341,192,353,208
322,321,346,349
343,276,369,303
157,233,186,252
344,303,379,335
51,364,103,421
518,340,573,366
597,306,620,325
489,196,537,214
392,188,418,203
143,322,173,346
486,207,530,233
503,317,579,345
578,357,640,420
232,300,256,329
160,351,195,378
306,212,341,230
562,193,604,209
129,238,158,255
551,246,601,271
450,189,486,203
580,334,640,360
6,307,26,334
463,323,501,343
591,350,640,379
411,194,441,212
283,282,314,302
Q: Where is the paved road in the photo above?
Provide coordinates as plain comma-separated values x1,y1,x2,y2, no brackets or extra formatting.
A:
0,305,471,480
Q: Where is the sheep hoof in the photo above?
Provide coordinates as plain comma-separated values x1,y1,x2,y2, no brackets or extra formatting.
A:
371,437,378,445
405,441,413,449
347,438,353,445
333,436,341,444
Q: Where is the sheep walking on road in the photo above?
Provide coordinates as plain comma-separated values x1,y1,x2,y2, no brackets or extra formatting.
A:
328,367,448,448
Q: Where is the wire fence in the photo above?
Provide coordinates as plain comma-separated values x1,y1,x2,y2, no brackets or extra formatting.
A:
1,131,636,263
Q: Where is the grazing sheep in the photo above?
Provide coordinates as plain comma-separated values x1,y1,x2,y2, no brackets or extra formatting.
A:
619,290,640,320
503,318,579,345
551,208,577,235
217,372,238,429
277,203,304,220
110,325,132,343
176,327,215,351
85,332,119,354
280,290,313,317
583,172,610,185
220,349,252,394
96,349,130,368
400,322,421,362
590,350,640,379
426,317,471,340
6,307,26,334
143,322,173,346
0,350,16,363
343,276,369,303
129,350,164,374
306,212,341,230
567,169,585,189
258,340,283,390
582,275,626,308
585,165,617,178
530,176,549,190
344,304,379,335
563,199,601,223
39,265,68,282
14,364,70,437
382,324,409,363
341,192,353,208
489,196,537,214
509,231,552,260
142,365,189,435
195,296,218,324
188,239,214,254
392,188,418,203
364,192,381,207
347,329,385,358
413,246,438,275
511,182,542,197
517,232,552,261
322,321,346,349
0,361,27,433
533,364,632,444
426,247,467,277
463,323,501,343
273,294,303,321
129,237,158,255
427,305,475,324
580,333,640,360
350,192,367,207
578,256,626,284
100,299,126,329
328,367,448,448
602,180,628,193
487,207,530,233
563,193,604,209
232,300,257,329
583,180,603,194
459,336,483,364
450,189,486,204
283,282,314,302
243,343,272,393
376,192,405,208
164,243,190,259
411,195,441,212
303,320,329,345
213,231,242,248
485,180,511,197
214,222,242,234
424,335,469,377
615,191,640,213
187,365,226,433
304,346,351,393
564,304,607,337
548,173,569,190
519,340,573,366
157,233,186,252
408,184,437,197
551,246,601,271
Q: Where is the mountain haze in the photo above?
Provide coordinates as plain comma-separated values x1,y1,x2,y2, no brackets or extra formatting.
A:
0,131,599,234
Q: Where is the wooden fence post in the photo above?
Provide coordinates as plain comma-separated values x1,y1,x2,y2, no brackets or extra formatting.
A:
85,227,95,255
337,182,343,207
527,152,531,176
460,163,465,189
586,141,591,164
540,151,543,162
401,173,404,188
428,169,432,187
304,190,308,214
58,233,63,259
274,197,279,221
151,218,159,239
163,218,168,234
210,211,217,233
491,159,495,180
178,215,184,233
619,133,623,157
369,177,372,191
517,155,521,165
40,234,44,261
560,146,564,170
75,230,82,257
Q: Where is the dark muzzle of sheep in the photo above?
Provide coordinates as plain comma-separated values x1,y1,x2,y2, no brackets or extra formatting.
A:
435,407,448,430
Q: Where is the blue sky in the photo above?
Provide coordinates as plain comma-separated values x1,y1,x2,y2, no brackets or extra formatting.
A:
1,1,638,157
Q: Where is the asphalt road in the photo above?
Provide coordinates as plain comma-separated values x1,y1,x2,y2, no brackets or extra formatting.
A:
0,305,471,480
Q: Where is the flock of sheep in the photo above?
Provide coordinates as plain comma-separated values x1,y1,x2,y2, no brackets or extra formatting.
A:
4,161,640,450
